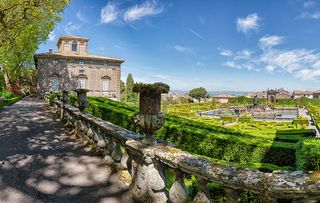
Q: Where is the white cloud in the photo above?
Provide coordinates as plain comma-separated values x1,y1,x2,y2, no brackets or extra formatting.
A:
124,1,163,22
218,48,232,57
259,35,285,49
236,13,262,34
174,45,194,55
304,1,318,8
100,2,119,24
220,35,320,81
64,22,82,35
48,31,55,41
76,10,89,23
266,65,276,73
224,61,242,69
299,12,320,19
189,29,205,40
234,49,253,60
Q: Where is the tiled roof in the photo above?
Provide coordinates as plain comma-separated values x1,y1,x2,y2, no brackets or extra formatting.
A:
293,90,314,94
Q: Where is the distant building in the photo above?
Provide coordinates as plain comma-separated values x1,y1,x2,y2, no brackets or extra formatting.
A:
34,36,124,100
252,91,267,99
212,93,230,103
293,90,315,99
313,91,320,98
267,88,291,103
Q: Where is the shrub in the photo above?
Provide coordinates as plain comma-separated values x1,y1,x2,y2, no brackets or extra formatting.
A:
296,139,320,170
0,96,22,109
48,93,56,106
238,116,253,122
220,115,236,123
293,117,309,125
0,90,14,99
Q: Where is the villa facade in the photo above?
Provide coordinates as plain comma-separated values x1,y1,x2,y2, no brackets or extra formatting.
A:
292,90,320,99
34,36,124,100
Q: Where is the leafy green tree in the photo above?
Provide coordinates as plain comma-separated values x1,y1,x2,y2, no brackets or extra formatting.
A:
0,0,70,91
188,87,208,102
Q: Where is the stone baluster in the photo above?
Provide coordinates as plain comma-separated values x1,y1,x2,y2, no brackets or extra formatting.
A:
75,89,89,112
96,128,107,150
111,140,123,169
103,136,116,165
169,169,188,203
125,148,136,178
86,124,94,143
193,178,211,203
224,187,240,203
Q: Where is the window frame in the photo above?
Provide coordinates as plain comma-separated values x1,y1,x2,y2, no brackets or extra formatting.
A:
71,40,78,52
102,79,109,91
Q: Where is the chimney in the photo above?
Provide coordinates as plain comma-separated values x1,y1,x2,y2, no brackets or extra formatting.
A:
49,48,53,54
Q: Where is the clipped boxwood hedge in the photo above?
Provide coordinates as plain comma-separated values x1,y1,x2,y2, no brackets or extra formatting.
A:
155,122,296,167
0,96,22,109
238,116,253,122
293,117,309,125
66,96,299,168
296,138,320,170
220,115,236,123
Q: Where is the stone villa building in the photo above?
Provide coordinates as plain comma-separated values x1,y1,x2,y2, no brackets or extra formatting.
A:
34,36,124,100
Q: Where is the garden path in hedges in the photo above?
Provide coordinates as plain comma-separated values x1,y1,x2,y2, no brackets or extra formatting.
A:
0,97,133,203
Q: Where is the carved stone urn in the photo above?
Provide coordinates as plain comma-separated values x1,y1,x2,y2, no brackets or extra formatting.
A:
61,90,69,104
133,82,170,145
75,89,89,111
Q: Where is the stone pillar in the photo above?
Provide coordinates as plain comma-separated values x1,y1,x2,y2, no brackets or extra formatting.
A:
75,89,89,111
129,82,170,202
129,146,168,203
132,82,170,145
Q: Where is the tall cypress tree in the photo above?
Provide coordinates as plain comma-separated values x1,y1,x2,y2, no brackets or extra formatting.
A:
126,73,134,103
120,80,126,102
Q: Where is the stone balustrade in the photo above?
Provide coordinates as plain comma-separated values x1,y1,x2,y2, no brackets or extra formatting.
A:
52,89,320,203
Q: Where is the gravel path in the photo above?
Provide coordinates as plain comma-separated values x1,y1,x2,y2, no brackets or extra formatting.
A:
0,98,133,203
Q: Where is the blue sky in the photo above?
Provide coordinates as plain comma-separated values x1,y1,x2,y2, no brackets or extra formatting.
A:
37,0,320,91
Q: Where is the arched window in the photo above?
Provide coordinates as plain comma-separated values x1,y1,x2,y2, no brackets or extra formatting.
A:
72,40,77,52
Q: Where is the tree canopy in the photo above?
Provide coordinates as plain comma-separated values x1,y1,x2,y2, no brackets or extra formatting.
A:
0,0,70,92
188,87,208,102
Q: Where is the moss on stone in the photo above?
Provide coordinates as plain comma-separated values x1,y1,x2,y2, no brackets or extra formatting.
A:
133,82,170,94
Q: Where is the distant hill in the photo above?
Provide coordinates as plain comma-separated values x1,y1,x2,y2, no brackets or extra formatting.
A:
169,90,252,97
208,91,252,96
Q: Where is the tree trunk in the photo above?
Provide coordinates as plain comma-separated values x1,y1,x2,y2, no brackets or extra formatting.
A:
3,71,11,91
